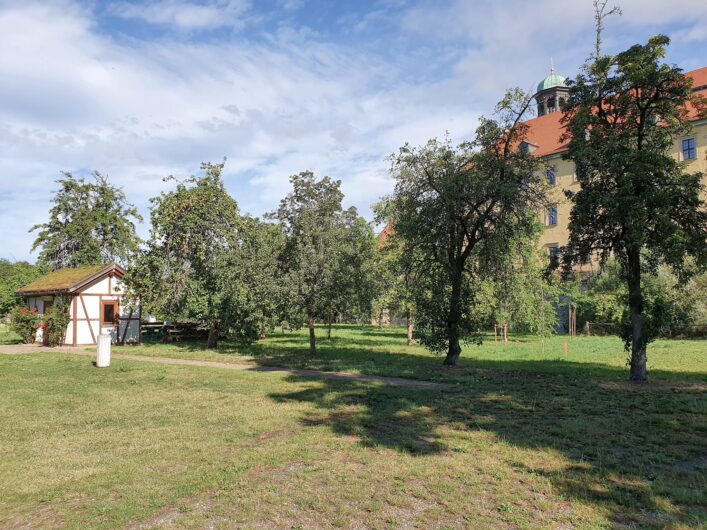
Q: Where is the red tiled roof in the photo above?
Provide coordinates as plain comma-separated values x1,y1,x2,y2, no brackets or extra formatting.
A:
524,67,707,159
377,224,394,248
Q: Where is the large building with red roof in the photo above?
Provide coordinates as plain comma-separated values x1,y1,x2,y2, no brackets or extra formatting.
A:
528,66,707,269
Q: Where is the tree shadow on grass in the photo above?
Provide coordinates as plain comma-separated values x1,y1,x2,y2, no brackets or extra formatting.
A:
269,361,706,527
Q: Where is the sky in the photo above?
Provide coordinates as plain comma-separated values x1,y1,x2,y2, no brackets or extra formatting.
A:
1,0,706,261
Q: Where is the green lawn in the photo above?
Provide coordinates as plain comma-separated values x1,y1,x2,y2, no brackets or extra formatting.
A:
119,325,707,383
0,323,21,345
1,327,705,528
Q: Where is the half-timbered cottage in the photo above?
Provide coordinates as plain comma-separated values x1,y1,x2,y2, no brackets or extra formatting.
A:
16,264,140,345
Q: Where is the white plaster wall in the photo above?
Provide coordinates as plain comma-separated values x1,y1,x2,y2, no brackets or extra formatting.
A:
76,320,98,345
113,277,126,295
81,276,111,295
64,320,73,345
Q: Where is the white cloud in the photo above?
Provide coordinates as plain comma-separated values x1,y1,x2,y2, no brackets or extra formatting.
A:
108,0,250,30
0,0,705,260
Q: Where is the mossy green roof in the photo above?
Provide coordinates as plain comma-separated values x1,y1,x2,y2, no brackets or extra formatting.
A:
17,264,108,295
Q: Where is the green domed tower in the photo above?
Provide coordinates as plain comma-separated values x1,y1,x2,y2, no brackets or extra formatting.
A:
535,63,569,116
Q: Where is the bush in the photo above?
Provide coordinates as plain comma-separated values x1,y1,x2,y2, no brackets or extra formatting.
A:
43,306,70,346
578,259,707,340
9,306,41,343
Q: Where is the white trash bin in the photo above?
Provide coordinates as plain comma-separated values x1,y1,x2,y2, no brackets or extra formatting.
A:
96,333,112,368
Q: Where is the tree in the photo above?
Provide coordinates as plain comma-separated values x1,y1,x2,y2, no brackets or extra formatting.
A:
271,171,355,355
321,212,378,336
31,172,142,269
369,224,416,345
0,260,48,316
383,90,547,365
125,161,254,349
561,35,707,381
236,216,286,339
577,258,707,339
472,238,558,340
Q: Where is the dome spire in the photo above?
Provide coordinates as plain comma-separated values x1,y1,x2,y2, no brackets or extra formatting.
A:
550,56,555,75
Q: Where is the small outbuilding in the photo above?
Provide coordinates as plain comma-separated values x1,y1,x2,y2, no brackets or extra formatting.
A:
16,263,141,345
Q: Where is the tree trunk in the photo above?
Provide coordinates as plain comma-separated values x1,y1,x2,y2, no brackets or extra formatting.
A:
308,314,316,355
207,321,219,349
443,269,463,366
627,250,647,381
327,319,332,339
406,308,413,346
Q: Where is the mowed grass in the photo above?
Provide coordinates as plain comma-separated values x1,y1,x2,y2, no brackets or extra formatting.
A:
120,325,707,383
0,328,705,529
0,323,21,345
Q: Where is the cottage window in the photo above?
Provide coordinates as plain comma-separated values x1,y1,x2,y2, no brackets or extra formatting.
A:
102,302,118,325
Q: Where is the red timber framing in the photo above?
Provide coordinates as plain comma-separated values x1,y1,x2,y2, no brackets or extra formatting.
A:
65,266,141,346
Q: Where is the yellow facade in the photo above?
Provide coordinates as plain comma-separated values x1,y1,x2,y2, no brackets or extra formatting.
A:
537,119,707,262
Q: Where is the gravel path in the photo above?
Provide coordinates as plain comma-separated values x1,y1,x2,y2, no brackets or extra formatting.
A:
0,343,450,390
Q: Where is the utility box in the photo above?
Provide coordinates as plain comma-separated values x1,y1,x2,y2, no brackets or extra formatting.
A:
96,333,112,368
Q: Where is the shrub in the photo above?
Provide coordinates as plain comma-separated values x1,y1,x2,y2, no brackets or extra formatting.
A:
9,306,41,343
43,304,71,347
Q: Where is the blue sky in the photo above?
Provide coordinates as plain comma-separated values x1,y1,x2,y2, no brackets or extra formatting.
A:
1,0,706,261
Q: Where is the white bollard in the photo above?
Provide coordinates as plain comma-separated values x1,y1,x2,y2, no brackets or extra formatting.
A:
96,333,112,368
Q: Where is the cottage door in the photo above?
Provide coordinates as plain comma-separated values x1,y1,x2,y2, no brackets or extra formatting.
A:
100,301,120,343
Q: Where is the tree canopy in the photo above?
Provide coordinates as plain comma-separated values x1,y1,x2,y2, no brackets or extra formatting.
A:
31,172,142,270
0,260,48,317
382,90,548,365
125,161,279,348
561,34,707,380
271,171,375,354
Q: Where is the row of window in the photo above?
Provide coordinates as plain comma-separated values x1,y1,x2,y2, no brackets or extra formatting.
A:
545,245,592,267
542,136,696,185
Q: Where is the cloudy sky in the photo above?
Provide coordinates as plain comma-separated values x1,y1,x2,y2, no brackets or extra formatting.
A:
2,0,706,261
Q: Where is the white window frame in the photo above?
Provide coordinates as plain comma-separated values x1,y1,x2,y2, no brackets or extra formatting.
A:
681,136,697,161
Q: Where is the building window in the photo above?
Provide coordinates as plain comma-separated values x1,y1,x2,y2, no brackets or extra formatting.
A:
682,137,696,160
546,166,556,185
545,205,558,226
547,245,560,268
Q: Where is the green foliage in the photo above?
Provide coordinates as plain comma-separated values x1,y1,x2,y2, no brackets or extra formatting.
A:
9,305,41,343
578,258,707,339
0,260,47,316
323,213,379,325
381,90,547,364
126,161,278,348
473,240,558,336
271,171,376,351
369,226,415,330
227,216,285,340
30,172,142,270
42,300,71,347
562,34,707,379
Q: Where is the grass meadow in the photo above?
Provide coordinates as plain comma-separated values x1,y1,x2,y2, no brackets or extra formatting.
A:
0,326,705,528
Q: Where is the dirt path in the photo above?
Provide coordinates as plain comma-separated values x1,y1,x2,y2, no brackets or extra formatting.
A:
0,343,450,390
